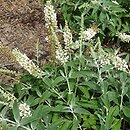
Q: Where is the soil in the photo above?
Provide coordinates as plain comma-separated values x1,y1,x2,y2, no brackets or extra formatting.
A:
0,0,49,85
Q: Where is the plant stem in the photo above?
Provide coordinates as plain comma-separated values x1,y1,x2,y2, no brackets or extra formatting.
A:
64,64,71,94
52,88,66,102
3,118,31,130
120,83,125,110
79,13,84,58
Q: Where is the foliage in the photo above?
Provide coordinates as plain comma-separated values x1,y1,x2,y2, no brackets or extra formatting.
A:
0,0,130,130
49,0,130,45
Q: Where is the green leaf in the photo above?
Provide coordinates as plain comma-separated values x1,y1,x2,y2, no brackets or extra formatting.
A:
122,87,128,96
54,76,64,86
108,24,116,33
30,121,38,130
37,122,46,130
71,119,79,130
2,119,7,130
52,113,59,122
107,91,119,104
47,120,63,130
8,126,17,130
13,101,20,123
43,113,52,125
78,100,98,109
20,116,37,126
71,70,97,79
101,65,113,73
74,106,91,115
106,106,119,129
125,54,129,63
79,81,98,90
75,1,81,10
49,105,70,113
1,106,9,117
91,6,99,15
113,106,119,116
36,88,42,97
43,77,52,87
39,90,52,104
82,114,97,128
78,86,90,98
99,12,106,22
112,119,121,130
123,106,130,118
73,16,81,21
60,70,66,78
120,72,127,84
31,98,40,106
62,120,72,130
26,96,35,106
127,87,130,98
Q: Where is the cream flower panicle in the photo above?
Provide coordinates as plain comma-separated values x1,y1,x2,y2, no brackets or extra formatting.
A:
82,28,97,41
63,22,73,47
44,1,58,30
0,86,16,107
95,52,129,73
51,26,69,64
55,48,69,64
44,1,69,64
111,55,129,72
12,48,44,78
80,25,98,41
71,40,80,50
118,33,130,43
71,25,98,50
19,103,31,118
96,56,111,67
63,22,81,51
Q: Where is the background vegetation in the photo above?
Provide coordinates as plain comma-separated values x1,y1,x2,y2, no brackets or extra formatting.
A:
53,0,130,50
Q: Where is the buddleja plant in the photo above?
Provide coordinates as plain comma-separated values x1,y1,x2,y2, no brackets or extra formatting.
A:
0,1,130,130
49,0,130,45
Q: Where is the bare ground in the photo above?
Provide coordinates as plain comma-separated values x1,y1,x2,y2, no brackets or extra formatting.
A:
0,0,49,85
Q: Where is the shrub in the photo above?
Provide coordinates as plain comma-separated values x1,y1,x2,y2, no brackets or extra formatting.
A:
0,1,130,129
